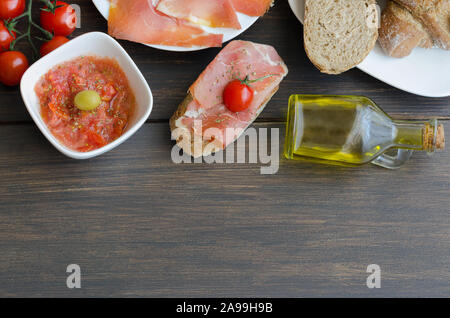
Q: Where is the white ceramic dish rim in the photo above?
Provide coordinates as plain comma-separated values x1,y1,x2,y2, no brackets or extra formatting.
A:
92,0,259,52
20,32,153,160
288,0,450,98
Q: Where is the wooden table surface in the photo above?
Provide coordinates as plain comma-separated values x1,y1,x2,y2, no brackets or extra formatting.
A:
0,0,449,297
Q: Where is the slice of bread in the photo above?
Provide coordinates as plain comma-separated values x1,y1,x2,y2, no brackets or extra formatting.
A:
379,1,434,58
304,0,379,74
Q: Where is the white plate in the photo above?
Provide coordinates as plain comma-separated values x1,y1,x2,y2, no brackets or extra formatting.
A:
92,0,259,52
288,0,450,98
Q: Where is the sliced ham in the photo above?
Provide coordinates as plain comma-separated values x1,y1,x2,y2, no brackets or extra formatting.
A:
170,40,288,157
108,0,223,48
231,0,274,17
156,0,241,29
189,40,287,112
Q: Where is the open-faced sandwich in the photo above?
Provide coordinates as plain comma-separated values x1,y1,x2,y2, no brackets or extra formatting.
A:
170,40,288,157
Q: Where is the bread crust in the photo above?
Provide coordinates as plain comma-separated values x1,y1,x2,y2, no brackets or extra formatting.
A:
393,0,450,50
379,1,434,58
303,0,379,74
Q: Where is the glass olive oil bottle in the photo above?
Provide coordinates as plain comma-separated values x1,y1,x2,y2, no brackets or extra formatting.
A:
284,95,445,169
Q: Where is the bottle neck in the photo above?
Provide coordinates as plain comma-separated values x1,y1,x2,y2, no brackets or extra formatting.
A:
392,119,444,152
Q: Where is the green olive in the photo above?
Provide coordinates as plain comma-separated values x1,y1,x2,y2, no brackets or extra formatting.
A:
74,90,101,111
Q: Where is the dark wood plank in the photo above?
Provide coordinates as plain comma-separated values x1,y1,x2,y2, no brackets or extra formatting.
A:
0,0,449,123
0,122,449,297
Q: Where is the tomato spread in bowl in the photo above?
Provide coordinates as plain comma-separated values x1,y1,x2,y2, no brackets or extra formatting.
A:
35,55,136,152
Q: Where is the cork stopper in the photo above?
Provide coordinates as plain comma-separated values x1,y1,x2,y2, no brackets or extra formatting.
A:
436,124,445,150
423,123,445,151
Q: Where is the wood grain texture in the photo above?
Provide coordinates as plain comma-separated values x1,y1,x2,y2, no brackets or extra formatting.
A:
0,0,448,123
0,122,449,297
0,0,449,297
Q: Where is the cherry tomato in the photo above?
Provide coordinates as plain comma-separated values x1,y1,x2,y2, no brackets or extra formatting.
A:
0,0,25,20
40,36,69,56
40,1,77,36
223,79,254,112
0,51,28,86
0,20,16,52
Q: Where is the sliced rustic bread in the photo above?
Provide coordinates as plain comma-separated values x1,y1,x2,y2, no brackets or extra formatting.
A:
379,1,434,58
304,0,379,74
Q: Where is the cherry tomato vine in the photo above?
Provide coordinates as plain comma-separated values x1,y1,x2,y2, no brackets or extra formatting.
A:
5,0,55,59
3,0,75,60
0,0,75,86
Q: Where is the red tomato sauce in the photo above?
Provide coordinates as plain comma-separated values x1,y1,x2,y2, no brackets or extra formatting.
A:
35,56,136,152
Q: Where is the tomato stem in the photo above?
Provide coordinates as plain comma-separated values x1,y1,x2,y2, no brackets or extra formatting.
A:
3,19,20,37
8,0,54,60
40,0,64,15
239,74,278,86
30,20,52,37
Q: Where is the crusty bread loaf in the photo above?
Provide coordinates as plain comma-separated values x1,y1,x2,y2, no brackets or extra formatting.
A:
379,1,434,57
304,0,379,74
394,0,450,50
379,0,450,57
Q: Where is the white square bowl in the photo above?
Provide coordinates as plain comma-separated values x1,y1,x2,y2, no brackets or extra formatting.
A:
20,32,153,159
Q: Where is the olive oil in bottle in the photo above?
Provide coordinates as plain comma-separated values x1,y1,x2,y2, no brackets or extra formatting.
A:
284,95,445,169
